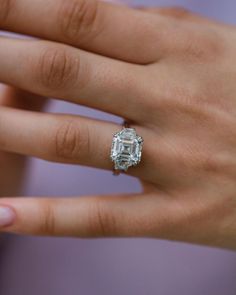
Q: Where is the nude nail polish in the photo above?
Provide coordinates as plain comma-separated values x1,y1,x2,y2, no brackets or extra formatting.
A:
0,206,15,227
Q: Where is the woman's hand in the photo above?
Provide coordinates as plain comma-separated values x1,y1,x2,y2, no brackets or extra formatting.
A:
0,1,236,249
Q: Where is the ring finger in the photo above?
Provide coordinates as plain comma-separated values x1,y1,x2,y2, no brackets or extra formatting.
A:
0,106,150,175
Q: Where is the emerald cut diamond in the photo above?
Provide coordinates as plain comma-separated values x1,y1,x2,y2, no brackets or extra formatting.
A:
111,128,143,172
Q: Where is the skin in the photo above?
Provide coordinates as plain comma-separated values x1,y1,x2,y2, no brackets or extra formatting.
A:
0,86,46,196
0,0,236,250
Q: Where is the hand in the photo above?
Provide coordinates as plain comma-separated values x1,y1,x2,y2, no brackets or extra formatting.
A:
0,1,236,250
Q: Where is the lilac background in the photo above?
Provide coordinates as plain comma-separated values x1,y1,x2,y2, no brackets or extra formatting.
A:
1,0,236,294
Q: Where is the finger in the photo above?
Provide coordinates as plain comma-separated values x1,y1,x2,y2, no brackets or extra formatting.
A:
0,106,127,171
137,6,225,26
0,37,144,120
0,194,228,248
0,194,166,237
0,106,151,179
0,87,47,196
1,87,47,111
0,104,191,188
137,6,200,20
0,0,170,64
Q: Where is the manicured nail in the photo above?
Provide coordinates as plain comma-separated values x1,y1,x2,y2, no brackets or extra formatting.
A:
0,206,15,227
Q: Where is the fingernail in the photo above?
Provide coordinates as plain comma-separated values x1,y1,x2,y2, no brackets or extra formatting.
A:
0,206,15,227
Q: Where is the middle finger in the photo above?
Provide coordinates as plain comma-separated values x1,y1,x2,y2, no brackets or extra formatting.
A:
0,37,144,120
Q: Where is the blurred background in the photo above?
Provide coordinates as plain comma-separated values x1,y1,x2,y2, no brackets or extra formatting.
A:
0,0,236,294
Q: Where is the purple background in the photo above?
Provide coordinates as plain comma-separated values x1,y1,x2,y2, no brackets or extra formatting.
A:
1,0,236,294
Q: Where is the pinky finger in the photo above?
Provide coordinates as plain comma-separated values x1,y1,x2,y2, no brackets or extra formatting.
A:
0,195,157,237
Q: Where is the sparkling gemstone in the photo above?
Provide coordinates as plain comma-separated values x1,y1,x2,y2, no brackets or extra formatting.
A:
111,128,143,171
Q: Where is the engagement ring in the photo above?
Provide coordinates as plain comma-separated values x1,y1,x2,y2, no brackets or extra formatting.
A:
110,126,143,175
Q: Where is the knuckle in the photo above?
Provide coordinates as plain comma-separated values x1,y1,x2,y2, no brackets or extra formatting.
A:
37,46,79,90
164,6,190,19
183,148,223,175
88,199,117,237
0,0,12,24
59,0,100,42
53,120,89,161
39,201,56,236
201,151,229,175
183,30,224,62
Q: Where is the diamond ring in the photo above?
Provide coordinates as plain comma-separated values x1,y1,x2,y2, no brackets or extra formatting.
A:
110,126,144,174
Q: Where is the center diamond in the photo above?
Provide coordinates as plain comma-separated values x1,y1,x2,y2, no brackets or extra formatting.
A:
111,128,143,171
